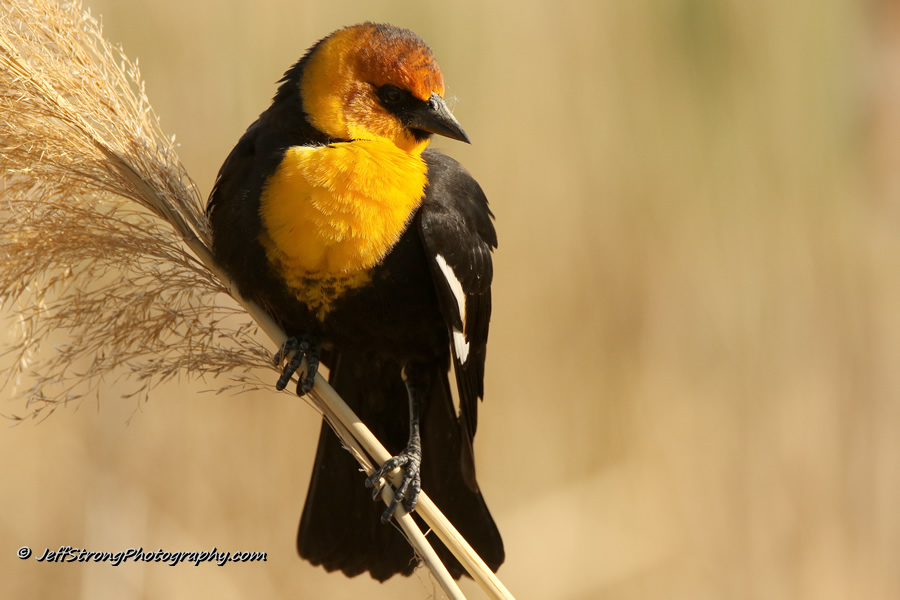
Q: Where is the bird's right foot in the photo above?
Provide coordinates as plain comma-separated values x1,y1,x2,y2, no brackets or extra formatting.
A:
274,334,321,396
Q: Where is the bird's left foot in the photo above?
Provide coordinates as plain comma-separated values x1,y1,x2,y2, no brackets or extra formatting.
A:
366,441,422,523
274,334,321,396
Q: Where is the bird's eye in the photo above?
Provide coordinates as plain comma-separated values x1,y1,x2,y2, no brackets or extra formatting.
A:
377,85,404,107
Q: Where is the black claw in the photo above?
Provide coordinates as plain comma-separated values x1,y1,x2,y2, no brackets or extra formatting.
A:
296,341,320,395
274,335,320,396
368,477,384,501
380,496,401,524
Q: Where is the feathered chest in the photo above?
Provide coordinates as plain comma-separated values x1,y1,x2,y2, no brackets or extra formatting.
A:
258,139,428,318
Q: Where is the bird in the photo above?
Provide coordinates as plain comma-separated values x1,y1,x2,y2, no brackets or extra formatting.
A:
206,22,503,581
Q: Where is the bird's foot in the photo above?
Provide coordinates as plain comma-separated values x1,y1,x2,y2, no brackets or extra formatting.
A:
366,441,422,523
274,335,320,396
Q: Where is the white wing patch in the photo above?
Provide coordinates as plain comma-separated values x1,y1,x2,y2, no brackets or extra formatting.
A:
435,253,469,364
452,329,470,364
435,253,467,326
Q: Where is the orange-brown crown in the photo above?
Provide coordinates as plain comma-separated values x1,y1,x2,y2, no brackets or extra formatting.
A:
352,23,445,101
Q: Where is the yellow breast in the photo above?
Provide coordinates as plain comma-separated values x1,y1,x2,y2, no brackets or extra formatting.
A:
259,139,428,318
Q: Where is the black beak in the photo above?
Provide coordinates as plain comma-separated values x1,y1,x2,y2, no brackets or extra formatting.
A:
405,92,470,144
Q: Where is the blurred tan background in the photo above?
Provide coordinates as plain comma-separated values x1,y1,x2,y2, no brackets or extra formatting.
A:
3,0,900,598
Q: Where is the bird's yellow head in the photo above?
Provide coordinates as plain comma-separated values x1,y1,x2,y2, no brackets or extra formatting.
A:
298,23,469,154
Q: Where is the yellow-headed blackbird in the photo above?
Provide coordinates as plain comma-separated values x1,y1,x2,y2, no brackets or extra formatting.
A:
206,23,503,580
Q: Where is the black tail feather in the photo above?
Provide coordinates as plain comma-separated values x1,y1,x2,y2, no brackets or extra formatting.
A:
296,352,504,580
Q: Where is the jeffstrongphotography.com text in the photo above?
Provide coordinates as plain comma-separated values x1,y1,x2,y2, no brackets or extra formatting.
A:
17,545,267,567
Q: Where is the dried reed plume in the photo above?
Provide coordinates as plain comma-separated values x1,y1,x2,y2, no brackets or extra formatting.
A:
0,0,273,416
0,1,513,598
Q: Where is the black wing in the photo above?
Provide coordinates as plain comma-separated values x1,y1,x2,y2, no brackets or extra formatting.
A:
418,148,497,464
206,118,280,301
